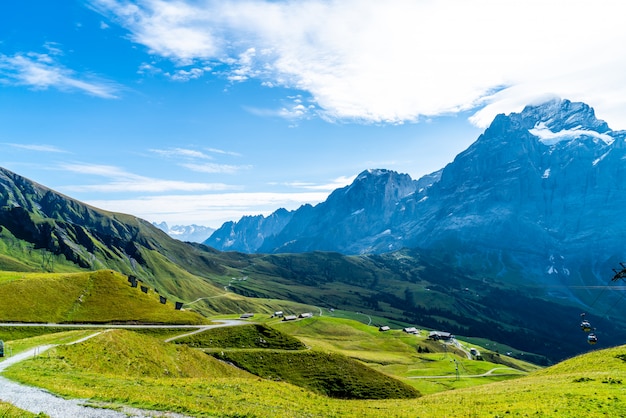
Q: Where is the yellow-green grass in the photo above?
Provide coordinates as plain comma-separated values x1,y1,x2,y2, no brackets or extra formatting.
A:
214,349,420,400
274,316,536,395
0,401,45,418
1,329,97,357
0,270,208,324
0,325,224,350
174,323,307,350
4,328,626,417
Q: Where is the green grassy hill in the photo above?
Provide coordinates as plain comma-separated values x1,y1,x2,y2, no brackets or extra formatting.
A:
0,270,207,324
174,323,307,350
2,320,624,417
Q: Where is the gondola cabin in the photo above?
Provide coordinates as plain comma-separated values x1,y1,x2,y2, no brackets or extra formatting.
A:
587,333,598,345
580,320,592,332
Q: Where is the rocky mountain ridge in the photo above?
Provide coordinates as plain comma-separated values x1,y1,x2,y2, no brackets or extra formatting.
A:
204,99,626,306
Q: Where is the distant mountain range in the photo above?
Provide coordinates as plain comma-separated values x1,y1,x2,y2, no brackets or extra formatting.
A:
205,99,626,309
153,222,214,243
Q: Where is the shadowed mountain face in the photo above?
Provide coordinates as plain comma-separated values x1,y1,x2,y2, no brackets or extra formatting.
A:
0,167,231,301
205,100,626,308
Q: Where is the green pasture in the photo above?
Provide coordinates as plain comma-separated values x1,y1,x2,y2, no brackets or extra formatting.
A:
0,270,207,324
2,327,625,417
0,401,45,418
173,323,306,350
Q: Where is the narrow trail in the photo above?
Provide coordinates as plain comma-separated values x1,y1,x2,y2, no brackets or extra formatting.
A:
0,325,241,417
0,332,132,417
407,367,526,379
164,319,248,342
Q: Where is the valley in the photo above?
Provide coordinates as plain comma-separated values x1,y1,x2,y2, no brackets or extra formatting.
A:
1,100,626,416
0,270,623,417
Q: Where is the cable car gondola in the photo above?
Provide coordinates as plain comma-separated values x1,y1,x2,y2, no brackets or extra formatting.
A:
587,332,598,345
580,313,592,332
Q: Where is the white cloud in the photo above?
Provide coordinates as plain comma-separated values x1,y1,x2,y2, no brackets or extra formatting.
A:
91,0,626,128
5,143,68,153
282,175,355,191
245,94,317,121
182,162,251,174
150,147,212,160
86,191,328,227
205,148,241,157
165,66,212,81
58,163,236,193
150,147,249,173
89,0,221,64
0,51,118,98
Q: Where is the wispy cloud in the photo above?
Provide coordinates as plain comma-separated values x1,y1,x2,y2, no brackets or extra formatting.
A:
282,175,355,191
58,163,236,193
0,50,118,98
86,191,329,226
165,65,212,81
90,0,626,128
150,147,249,174
150,147,213,160
246,94,317,123
182,162,251,174
205,148,241,157
4,143,68,153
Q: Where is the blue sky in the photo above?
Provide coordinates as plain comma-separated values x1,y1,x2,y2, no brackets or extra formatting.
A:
1,0,625,228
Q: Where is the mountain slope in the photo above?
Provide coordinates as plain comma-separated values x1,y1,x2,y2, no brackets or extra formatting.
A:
204,99,626,309
0,167,235,304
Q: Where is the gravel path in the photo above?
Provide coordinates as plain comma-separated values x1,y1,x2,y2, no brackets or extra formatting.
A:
0,333,189,417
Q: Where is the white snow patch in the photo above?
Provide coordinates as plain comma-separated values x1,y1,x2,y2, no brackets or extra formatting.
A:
418,196,428,203
593,150,612,166
542,168,551,179
529,122,614,146
352,208,365,216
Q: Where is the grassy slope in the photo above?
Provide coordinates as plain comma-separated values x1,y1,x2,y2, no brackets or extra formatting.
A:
0,401,42,418
214,350,420,400
174,323,307,350
273,315,538,394
0,270,207,324
3,327,625,417
0,226,81,273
